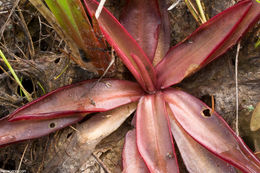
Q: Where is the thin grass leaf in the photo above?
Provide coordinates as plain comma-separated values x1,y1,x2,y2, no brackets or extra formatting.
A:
0,50,32,101
195,0,207,23
184,0,203,24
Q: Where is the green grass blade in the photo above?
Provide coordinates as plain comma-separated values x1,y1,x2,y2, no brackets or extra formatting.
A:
44,0,83,47
37,81,46,94
44,0,78,33
44,0,111,73
195,0,207,23
0,50,32,101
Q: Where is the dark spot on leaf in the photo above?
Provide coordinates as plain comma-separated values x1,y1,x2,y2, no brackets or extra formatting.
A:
201,108,212,117
49,122,56,129
89,98,96,106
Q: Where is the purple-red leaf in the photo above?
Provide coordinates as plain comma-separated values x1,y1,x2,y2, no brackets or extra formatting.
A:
168,107,237,173
84,0,156,92
120,0,160,61
122,130,149,173
0,114,83,147
156,0,260,88
8,79,143,121
136,93,179,172
164,88,260,172
131,54,156,91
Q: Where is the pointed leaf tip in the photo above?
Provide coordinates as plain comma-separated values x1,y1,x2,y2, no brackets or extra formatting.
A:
120,0,161,61
0,115,83,147
156,0,259,88
153,0,171,66
164,88,260,172
8,79,143,121
168,107,237,173
84,0,156,92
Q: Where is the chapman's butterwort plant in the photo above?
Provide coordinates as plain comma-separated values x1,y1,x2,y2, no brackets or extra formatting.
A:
0,0,260,172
